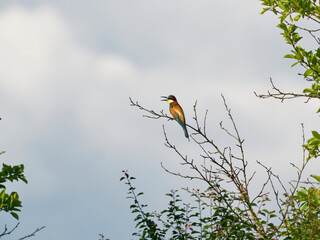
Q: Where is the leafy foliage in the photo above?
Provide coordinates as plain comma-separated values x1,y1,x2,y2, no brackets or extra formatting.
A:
0,152,27,220
303,131,320,160
261,0,320,94
260,0,320,158
281,175,320,239
121,171,262,240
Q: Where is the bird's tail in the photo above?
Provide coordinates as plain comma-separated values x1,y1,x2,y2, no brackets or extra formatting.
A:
183,126,189,139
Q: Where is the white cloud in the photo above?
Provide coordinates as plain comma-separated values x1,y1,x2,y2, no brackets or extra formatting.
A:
0,5,143,193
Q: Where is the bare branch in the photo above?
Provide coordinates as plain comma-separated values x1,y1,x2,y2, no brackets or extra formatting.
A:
203,110,208,136
129,97,172,120
0,223,20,238
193,100,201,131
254,78,315,102
18,226,46,240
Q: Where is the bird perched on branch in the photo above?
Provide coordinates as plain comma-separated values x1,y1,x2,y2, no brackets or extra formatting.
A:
161,95,189,139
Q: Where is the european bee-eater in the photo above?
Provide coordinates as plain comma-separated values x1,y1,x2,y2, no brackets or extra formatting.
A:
161,95,189,139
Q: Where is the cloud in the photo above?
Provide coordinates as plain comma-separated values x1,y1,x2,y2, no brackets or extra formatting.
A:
0,5,144,238
0,2,319,239
0,5,143,192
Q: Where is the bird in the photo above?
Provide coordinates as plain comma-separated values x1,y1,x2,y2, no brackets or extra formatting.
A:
161,95,189,139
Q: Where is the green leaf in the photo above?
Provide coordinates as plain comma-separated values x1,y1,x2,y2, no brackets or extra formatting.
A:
260,7,270,14
284,54,296,59
280,14,288,23
312,131,320,140
278,1,287,11
291,62,299,67
10,212,19,220
307,138,320,146
278,23,288,31
294,14,301,21
304,69,314,77
310,175,320,183
303,88,313,93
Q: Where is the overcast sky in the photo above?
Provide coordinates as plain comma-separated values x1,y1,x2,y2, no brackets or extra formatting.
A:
0,1,319,239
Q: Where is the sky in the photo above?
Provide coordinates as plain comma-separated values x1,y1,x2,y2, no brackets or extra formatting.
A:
0,0,319,239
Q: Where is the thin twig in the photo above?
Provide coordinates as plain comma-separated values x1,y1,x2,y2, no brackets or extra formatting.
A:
0,223,20,238
18,226,45,240
254,78,315,102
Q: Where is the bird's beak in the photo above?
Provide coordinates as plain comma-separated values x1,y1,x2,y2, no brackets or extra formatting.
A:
161,96,168,101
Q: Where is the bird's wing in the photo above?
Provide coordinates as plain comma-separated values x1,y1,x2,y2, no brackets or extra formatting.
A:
174,111,189,138
173,111,185,128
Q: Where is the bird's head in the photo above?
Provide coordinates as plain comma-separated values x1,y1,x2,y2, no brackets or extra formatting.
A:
161,95,177,104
